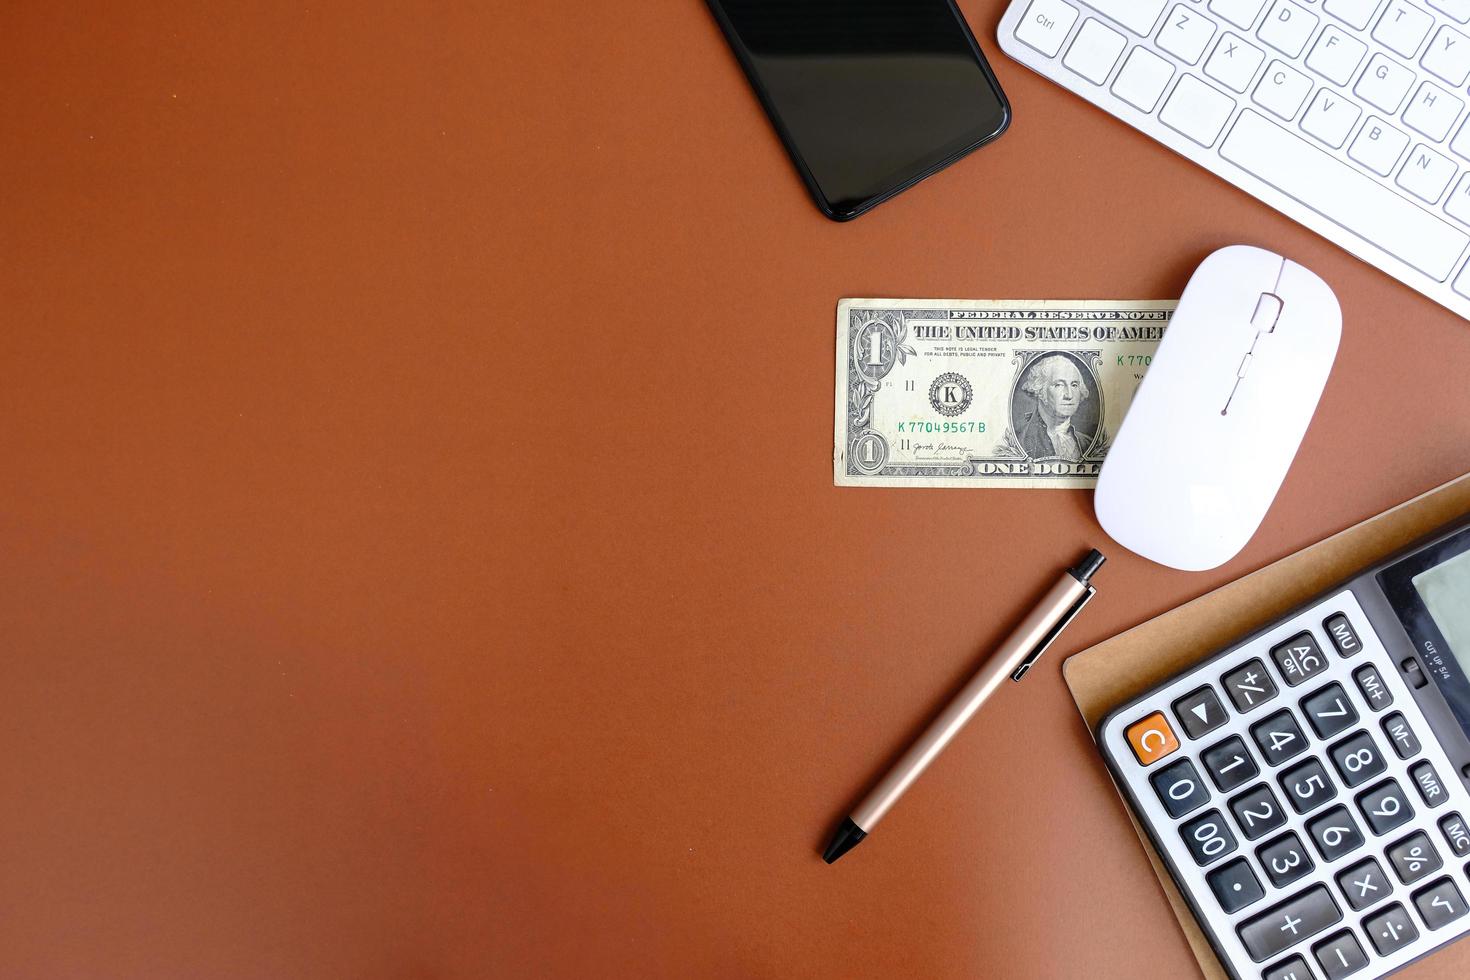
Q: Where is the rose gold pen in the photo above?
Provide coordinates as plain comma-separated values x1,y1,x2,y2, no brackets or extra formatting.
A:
822,549,1106,864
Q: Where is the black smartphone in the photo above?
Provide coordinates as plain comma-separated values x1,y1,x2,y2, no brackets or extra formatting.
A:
705,0,1011,221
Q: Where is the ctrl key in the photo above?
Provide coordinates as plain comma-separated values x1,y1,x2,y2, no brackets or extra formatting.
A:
1238,884,1342,962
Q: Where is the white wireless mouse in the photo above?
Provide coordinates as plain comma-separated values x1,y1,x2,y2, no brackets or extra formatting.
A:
1094,245,1341,571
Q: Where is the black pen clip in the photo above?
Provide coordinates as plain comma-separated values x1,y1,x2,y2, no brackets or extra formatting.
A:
1010,586,1096,682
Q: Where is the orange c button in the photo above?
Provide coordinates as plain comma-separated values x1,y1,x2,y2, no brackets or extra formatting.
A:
1126,712,1179,766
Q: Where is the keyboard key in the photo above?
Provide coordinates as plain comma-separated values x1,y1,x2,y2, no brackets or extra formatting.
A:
1089,0,1170,35
1173,685,1227,739
1336,857,1390,910
1209,855,1266,912
1326,0,1387,30
1429,0,1470,23
1260,0,1320,56
1349,115,1410,173
1439,812,1470,858
1252,709,1309,766
1281,758,1338,813
1448,171,1470,227
1182,808,1240,865
1063,18,1128,84
1422,25,1470,85
1259,831,1316,886
1270,632,1328,686
1015,0,1080,57
1255,60,1313,118
1309,805,1367,860
1238,884,1343,962
1329,731,1386,787
1224,658,1278,712
1381,711,1420,758
1410,759,1450,807
1352,663,1393,710
1161,74,1237,145
1220,110,1470,281
1363,902,1419,955
1263,955,1313,980
1398,143,1458,201
1126,711,1179,765
1231,782,1289,839
1112,47,1175,111
1355,53,1416,113
1159,3,1217,63
1375,1,1435,56
1206,32,1267,91
1212,0,1272,29
1307,26,1369,84
1301,87,1362,148
1405,81,1465,141
1203,735,1260,791
1301,683,1359,739
1151,757,1212,817
1312,929,1368,979
1412,877,1469,929
1387,830,1443,883
1358,779,1415,835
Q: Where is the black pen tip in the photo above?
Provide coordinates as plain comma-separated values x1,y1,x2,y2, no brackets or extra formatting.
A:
822,816,867,864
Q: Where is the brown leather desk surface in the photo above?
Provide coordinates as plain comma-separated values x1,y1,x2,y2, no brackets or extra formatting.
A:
4,2,1470,977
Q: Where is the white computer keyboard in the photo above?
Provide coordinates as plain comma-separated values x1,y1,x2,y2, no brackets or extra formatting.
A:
998,0,1470,319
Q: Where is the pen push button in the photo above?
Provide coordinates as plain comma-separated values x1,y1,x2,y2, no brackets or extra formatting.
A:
1126,712,1180,766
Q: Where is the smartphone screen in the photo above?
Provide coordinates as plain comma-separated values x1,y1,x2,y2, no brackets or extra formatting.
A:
707,0,1010,220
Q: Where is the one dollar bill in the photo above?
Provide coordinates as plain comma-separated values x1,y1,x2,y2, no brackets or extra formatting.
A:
834,299,1175,489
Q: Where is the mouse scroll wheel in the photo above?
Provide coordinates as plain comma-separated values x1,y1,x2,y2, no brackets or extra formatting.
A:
1251,292,1284,332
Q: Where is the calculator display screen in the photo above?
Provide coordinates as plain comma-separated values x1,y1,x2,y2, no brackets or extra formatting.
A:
1379,524,1470,738
1414,548,1470,673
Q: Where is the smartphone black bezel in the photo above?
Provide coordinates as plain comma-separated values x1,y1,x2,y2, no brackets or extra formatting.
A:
703,0,1012,221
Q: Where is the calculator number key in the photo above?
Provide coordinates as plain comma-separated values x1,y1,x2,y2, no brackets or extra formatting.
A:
1301,683,1359,740
1439,812,1470,858
1312,929,1368,980
1412,877,1469,930
1230,783,1288,841
1335,857,1389,911
1207,855,1265,913
1150,757,1211,818
1271,631,1327,686
1259,832,1315,887
1126,711,1180,765
1410,760,1449,807
1357,779,1415,835
1223,658,1278,712
1352,663,1392,711
1237,884,1343,963
1328,731,1385,787
1386,830,1442,883
1324,613,1362,657
1308,805,1366,861
1181,809,1239,865
1381,712,1420,759
1364,902,1419,956
1202,735,1260,792
1252,709,1309,767
1280,758,1337,814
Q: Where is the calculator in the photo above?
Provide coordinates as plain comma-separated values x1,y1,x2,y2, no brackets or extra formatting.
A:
1100,513,1470,980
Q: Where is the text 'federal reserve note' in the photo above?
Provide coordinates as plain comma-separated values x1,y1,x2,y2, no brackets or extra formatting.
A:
834,299,1174,489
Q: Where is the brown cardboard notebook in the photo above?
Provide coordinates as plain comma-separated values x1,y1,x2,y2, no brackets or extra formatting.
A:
1063,472,1470,980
